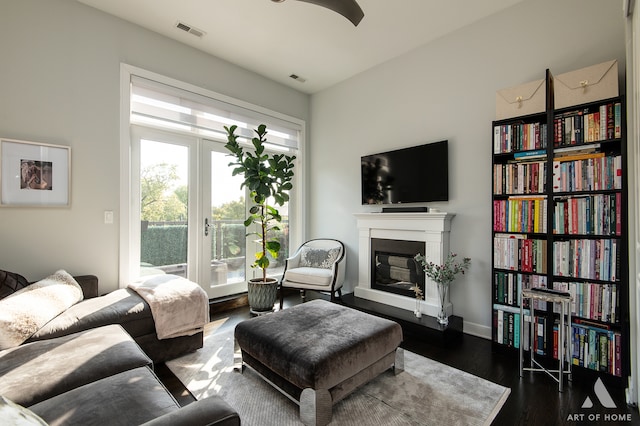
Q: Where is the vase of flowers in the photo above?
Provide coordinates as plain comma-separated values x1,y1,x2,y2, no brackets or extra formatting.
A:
410,285,423,318
414,252,471,326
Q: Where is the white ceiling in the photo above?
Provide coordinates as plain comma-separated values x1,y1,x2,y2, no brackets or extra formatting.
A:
76,0,524,94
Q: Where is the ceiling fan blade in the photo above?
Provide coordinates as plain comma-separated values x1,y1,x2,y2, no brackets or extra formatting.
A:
295,0,364,26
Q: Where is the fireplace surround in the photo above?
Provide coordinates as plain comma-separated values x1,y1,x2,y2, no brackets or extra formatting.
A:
354,212,454,317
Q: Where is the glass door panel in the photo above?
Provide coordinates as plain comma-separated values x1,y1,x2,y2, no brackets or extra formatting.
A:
200,145,248,298
210,149,246,285
139,139,190,278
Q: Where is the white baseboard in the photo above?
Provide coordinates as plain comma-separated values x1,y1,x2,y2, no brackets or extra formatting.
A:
462,320,492,340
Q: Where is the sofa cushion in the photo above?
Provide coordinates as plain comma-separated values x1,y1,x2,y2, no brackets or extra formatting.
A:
140,396,241,426
30,367,180,426
0,270,29,300
284,267,333,287
0,396,47,425
0,324,152,407
28,288,155,342
0,270,83,349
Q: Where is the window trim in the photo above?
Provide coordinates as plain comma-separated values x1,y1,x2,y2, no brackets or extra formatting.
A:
119,63,306,287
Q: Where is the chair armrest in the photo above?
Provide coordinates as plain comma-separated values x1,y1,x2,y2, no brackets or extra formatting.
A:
332,251,347,288
73,275,99,299
139,396,240,426
285,250,303,269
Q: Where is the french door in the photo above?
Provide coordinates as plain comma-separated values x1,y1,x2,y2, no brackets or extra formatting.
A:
131,126,249,298
201,140,290,295
200,140,249,298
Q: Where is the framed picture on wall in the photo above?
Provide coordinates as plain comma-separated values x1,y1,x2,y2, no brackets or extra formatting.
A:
0,138,71,207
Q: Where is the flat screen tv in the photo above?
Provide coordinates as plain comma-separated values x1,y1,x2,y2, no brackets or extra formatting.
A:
361,140,448,205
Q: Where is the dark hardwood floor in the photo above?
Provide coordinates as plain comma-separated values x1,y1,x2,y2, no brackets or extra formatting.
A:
156,293,639,425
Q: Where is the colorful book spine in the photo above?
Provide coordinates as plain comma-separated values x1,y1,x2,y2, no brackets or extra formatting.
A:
493,161,547,195
552,155,622,193
494,122,547,154
494,234,547,273
570,321,621,376
553,239,619,281
553,194,621,235
493,196,547,233
553,281,619,323
492,304,531,349
554,102,621,147
493,271,548,307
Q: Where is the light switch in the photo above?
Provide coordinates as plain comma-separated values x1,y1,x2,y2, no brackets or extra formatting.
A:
104,210,114,224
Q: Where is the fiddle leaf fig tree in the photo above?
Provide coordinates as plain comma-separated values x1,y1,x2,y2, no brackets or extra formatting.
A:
224,124,296,282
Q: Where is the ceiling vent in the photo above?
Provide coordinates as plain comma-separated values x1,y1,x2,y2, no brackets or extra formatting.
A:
289,74,307,83
175,21,205,38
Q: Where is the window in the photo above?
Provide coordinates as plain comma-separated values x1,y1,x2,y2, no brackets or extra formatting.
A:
120,64,304,295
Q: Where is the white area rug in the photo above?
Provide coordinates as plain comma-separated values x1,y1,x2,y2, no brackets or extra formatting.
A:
167,321,510,426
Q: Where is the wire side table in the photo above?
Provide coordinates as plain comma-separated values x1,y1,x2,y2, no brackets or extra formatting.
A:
519,287,573,392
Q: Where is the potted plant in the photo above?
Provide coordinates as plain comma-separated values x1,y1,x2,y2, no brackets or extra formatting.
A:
224,124,296,314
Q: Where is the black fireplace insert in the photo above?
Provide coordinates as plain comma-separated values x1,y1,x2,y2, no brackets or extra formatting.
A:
370,238,425,298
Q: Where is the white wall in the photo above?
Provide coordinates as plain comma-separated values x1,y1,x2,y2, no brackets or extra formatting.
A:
309,0,626,337
0,0,309,292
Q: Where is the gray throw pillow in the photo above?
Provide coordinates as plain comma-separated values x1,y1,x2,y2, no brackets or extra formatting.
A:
0,270,29,300
299,247,340,269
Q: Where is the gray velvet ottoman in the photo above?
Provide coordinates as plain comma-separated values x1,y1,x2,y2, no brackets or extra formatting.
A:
234,299,403,426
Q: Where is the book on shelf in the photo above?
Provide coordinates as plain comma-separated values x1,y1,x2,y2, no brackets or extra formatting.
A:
493,303,532,349
553,102,621,147
552,155,622,192
553,194,621,235
494,234,547,274
552,281,619,323
536,316,546,355
553,239,619,282
493,196,547,233
555,143,600,155
494,122,547,154
513,149,547,160
614,103,621,138
493,161,546,195
494,271,548,310
570,319,621,376
553,152,605,163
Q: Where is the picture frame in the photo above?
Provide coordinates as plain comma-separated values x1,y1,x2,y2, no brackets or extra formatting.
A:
0,138,71,207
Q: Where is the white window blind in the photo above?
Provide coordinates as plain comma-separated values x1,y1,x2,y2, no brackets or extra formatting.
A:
130,76,300,151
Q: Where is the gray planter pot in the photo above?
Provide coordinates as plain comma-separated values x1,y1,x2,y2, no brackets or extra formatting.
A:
248,278,278,314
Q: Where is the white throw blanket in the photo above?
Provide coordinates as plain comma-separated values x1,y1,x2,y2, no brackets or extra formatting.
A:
128,275,208,340
0,270,83,350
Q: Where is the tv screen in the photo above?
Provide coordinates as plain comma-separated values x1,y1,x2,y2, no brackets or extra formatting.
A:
361,140,448,205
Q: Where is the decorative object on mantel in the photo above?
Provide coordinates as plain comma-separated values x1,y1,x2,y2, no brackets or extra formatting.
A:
415,252,471,326
225,124,296,315
410,284,423,318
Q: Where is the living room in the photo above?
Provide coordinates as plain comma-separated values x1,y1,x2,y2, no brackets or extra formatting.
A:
1,0,638,424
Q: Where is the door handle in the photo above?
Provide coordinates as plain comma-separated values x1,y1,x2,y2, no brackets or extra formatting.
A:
204,218,211,236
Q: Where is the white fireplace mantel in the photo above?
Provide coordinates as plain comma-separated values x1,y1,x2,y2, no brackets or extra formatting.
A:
353,211,455,316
